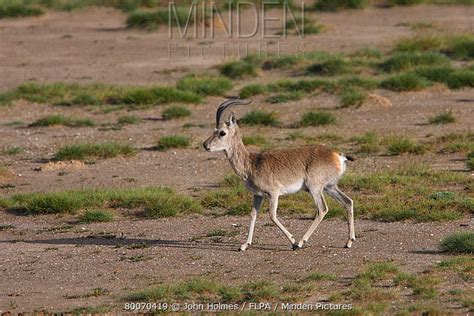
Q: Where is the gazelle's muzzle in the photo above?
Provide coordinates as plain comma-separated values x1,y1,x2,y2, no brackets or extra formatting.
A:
203,135,215,152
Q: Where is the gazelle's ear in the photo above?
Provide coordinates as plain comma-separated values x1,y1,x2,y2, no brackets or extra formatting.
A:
226,112,237,127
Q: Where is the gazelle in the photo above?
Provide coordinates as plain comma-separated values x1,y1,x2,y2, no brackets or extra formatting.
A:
203,99,355,251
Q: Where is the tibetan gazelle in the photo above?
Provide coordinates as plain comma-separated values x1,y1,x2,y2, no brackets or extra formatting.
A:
203,99,355,251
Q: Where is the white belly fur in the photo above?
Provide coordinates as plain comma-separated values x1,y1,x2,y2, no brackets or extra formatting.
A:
279,180,304,195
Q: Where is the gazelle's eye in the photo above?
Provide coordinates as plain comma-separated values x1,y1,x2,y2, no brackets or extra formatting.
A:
219,131,226,137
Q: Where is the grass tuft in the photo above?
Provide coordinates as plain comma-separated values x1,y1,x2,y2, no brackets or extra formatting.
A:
340,87,367,107
2,82,202,107
240,110,278,126
0,3,44,18
299,111,337,127
118,115,141,125
156,135,190,151
428,111,455,125
80,210,114,223
4,146,24,156
386,137,426,155
219,60,258,79
467,151,474,171
126,7,190,30
306,272,337,281
240,84,268,99
162,106,191,120
242,135,270,147
177,74,232,96
379,52,449,73
353,132,380,153
314,0,368,11
389,0,424,5
381,73,431,91
10,187,200,216
266,92,303,104
307,57,351,76
30,115,95,128
440,232,474,254
55,142,136,161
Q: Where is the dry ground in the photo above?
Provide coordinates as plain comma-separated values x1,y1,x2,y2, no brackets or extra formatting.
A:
0,4,473,314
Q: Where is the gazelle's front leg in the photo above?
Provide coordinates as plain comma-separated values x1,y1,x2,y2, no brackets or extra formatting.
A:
240,195,264,251
268,193,296,247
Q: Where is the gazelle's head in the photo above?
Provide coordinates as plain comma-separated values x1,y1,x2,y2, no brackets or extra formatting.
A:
203,99,251,152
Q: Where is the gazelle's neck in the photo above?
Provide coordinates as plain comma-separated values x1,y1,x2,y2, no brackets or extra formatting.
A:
225,129,251,180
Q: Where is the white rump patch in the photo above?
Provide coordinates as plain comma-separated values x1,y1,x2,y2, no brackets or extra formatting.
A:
339,155,347,175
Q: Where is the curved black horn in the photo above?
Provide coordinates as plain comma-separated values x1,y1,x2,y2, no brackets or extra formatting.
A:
216,99,252,126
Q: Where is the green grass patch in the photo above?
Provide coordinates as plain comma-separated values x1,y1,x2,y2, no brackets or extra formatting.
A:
379,52,449,73
415,66,455,82
156,135,190,151
299,111,336,127
443,69,474,89
353,131,380,154
360,262,400,281
240,110,278,126
381,73,431,91
240,84,268,99
468,151,474,170
266,92,303,104
283,15,323,36
267,78,336,94
351,47,384,59
242,135,270,147
428,111,455,125
162,106,191,120
314,0,368,11
0,82,202,108
0,3,44,18
306,272,337,281
177,74,232,96
389,0,424,5
397,21,436,30
307,57,352,76
126,7,190,30
385,136,426,155
123,277,299,303
80,210,114,223
262,55,302,70
118,115,141,125
440,232,474,254
30,114,95,128
340,86,367,107
4,146,24,156
395,34,474,60
341,164,473,222
55,142,136,161
9,187,201,216
219,60,258,79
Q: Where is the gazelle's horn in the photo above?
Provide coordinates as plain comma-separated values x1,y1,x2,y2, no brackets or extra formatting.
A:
216,98,252,127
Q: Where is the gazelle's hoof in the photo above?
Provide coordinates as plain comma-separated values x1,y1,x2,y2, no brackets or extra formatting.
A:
292,243,302,251
345,238,355,248
239,243,249,251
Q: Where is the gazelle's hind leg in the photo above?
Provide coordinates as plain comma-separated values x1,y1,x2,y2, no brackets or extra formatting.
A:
296,187,328,249
324,184,355,248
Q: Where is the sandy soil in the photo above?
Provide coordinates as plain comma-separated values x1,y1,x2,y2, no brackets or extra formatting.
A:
0,213,472,313
0,3,473,314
